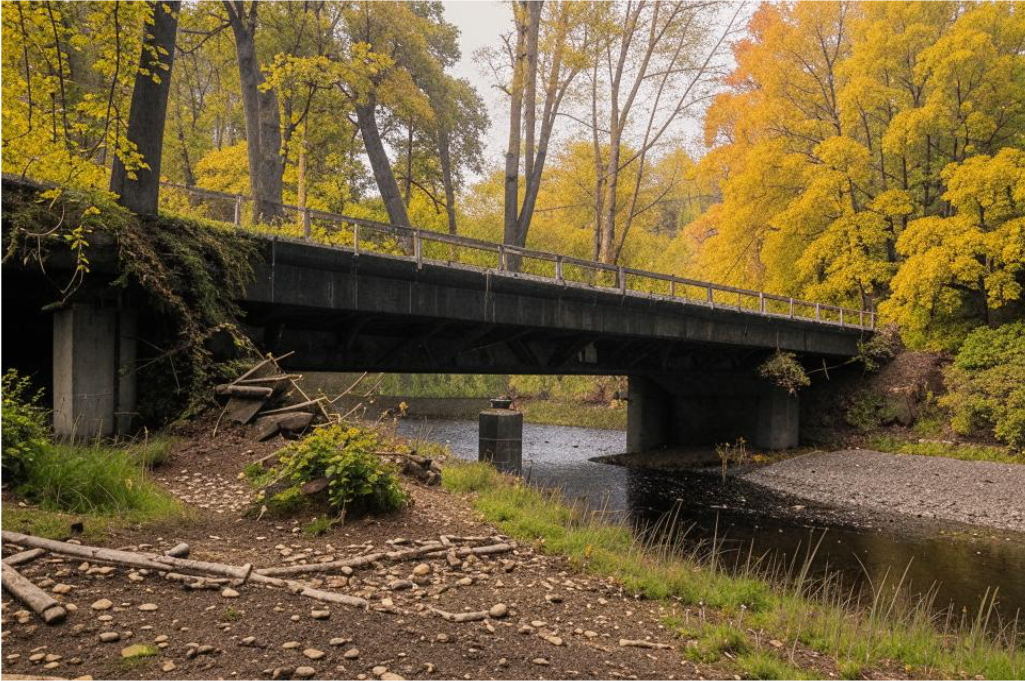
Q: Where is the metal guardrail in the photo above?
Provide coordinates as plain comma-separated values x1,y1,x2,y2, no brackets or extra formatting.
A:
4,174,877,330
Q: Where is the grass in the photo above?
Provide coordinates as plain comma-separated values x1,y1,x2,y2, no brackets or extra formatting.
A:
736,651,809,680
220,606,243,622
517,399,626,430
442,460,1025,680
304,516,335,536
866,434,1022,465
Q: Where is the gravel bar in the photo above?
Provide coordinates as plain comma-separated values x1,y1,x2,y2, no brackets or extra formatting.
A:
743,449,1025,533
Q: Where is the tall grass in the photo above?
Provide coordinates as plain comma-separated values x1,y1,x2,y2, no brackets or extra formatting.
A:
442,460,1024,679
866,435,1021,465
20,439,179,520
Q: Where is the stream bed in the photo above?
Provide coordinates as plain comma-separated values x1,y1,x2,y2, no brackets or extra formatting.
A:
397,417,1025,622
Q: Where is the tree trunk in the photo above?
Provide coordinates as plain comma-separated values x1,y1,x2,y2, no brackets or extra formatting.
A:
224,1,283,223
404,120,414,206
503,2,528,255
522,1,542,184
109,1,180,216
438,123,458,235
355,98,412,230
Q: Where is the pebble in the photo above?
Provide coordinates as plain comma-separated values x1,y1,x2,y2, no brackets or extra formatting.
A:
343,648,360,659
329,637,350,646
532,657,550,666
545,635,565,646
303,648,325,660
488,603,508,618
282,641,301,650
311,609,330,620
411,564,431,577
295,666,316,678
455,577,472,586
372,666,389,676
138,603,158,612
221,588,240,598
162,661,176,672
380,674,404,681
52,584,73,594
99,632,121,643
91,599,113,611
154,635,168,643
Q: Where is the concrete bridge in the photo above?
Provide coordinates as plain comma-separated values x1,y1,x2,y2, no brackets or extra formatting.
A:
3,178,873,452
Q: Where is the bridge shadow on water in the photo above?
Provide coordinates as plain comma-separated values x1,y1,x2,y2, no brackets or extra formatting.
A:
397,417,1025,625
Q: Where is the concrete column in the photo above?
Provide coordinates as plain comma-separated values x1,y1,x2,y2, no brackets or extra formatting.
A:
53,304,136,439
626,375,669,452
755,387,799,450
479,401,523,474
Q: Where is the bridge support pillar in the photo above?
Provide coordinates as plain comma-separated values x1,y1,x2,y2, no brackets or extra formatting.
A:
755,387,799,450
627,375,799,454
53,304,136,440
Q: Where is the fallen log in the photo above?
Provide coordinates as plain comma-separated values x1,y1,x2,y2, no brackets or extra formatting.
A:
2,562,66,624
215,384,275,399
1,531,367,609
3,548,46,566
257,542,514,577
429,607,488,623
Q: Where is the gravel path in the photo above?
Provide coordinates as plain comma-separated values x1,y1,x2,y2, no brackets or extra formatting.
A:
743,449,1025,533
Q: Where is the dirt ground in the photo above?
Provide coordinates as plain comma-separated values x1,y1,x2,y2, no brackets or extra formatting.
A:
1,422,875,681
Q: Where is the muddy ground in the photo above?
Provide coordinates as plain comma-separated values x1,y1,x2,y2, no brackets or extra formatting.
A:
3,422,769,681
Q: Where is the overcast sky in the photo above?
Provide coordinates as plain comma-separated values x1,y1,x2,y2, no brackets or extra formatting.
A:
444,1,514,175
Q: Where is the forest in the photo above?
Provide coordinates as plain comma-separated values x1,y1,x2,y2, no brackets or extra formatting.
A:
2,1,1023,446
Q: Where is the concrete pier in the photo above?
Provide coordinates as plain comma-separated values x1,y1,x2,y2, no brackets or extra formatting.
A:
52,304,136,439
626,374,799,454
479,400,523,474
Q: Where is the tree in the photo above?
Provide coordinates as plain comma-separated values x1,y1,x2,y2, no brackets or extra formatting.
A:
111,1,181,215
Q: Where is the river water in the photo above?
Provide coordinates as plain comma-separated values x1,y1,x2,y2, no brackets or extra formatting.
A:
397,417,1025,623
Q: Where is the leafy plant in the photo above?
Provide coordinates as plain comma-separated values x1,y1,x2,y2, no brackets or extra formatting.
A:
941,321,1025,449
1,370,51,483
274,424,406,516
758,351,810,394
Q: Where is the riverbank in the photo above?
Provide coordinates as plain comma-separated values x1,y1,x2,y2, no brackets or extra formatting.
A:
3,421,1023,680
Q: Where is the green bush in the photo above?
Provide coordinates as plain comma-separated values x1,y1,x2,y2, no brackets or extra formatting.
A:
757,351,811,394
275,424,406,516
843,391,899,431
941,321,1025,449
1,370,51,482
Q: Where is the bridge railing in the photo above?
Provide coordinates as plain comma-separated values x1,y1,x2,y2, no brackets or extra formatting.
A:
158,181,875,331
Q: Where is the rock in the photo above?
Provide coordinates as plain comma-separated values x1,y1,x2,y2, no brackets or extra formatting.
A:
455,577,472,586
91,599,113,611
518,625,534,635
162,661,176,672
197,645,216,655
282,641,301,650
532,658,550,666
303,648,325,660
381,673,405,680
411,564,431,577
372,666,389,676
343,648,360,659
52,584,73,594
498,658,509,667
545,593,564,604
488,603,508,619
435,634,449,643
272,666,295,679
154,635,168,643
544,635,564,646
138,603,158,612
221,587,240,598
329,637,351,646
295,667,316,679
584,630,598,638
241,636,257,646
120,644,156,659
311,609,331,620
99,632,121,643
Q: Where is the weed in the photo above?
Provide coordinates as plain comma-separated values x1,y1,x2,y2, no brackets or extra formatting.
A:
838,658,863,679
220,607,242,622
243,462,276,489
737,651,807,679
304,516,335,537
683,622,750,663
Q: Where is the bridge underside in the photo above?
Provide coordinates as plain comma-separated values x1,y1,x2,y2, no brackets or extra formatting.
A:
22,237,862,453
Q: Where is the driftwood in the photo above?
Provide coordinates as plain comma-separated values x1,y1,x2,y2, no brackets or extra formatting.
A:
258,398,327,417
619,639,672,649
2,562,67,624
257,542,514,577
429,607,488,622
3,548,46,566
2,531,367,610
215,384,275,399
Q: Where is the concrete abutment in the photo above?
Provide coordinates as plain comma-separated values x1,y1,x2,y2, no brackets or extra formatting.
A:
626,374,799,455
52,304,137,439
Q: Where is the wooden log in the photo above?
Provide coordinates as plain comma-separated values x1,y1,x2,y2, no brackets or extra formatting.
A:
619,639,672,649
1,562,66,624
429,607,488,623
2,531,367,609
3,549,46,566
215,384,275,399
258,398,326,417
256,542,513,577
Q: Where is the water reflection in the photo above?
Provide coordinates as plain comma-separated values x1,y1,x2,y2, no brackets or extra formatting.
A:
398,417,1025,621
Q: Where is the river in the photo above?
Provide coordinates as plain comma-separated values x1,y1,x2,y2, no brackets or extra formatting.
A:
397,417,1025,623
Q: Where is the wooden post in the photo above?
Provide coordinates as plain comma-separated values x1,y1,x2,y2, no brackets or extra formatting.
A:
302,208,311,240
555,256,563,283
788,298,795,318
414,231,423,269
233,195,242,226
353,223,360,256
759,292,765,314
707,286,714,308
618,267,626,295
815,303,821,321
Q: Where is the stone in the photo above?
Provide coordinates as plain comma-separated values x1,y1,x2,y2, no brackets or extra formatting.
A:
488,603,508,619
282,641,301,650
532,658,550,666
411,564,431,577
295,667,316,679
99,632,121,643
221,587,240,598
52,584,73,594
372,666,388,676
138,603,158,612
343,648,360,659
154,635,169,643
435,634,449,643
271,667,294,680
120,644,156,659
241,636,257,646
544,635,564,646
303,648,325,660
329,637,351,646
162,661,176,672
91,599,113,611
455,577,472,586
311,609,331,620
381,673,405,680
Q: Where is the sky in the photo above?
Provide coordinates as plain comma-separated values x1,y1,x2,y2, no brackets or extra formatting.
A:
443,1,514,173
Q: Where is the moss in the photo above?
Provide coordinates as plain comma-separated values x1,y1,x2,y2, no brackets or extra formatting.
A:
2,180,258,423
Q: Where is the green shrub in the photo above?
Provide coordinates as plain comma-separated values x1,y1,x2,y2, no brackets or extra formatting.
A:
275,424,406,516
758,351,810,394
941,321,1025,449
844,391,898,431
1,370,51,482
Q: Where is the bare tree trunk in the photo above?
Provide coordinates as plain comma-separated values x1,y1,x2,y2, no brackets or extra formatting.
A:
438,123,458,235
224,1,283,223
404,121,414,206
503,1,528,253
297,127,307,210
110,1,180,216
522,1,542,184
355,98,412,230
